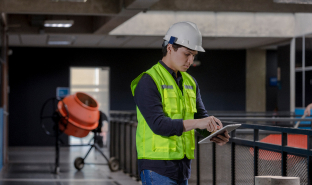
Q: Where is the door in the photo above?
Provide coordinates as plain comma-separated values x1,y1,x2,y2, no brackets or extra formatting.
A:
69,67,110,145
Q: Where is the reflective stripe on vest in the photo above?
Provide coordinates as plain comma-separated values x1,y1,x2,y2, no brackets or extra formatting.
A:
131,62,197,160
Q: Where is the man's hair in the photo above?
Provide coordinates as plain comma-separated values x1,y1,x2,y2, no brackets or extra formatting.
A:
162,41,183,57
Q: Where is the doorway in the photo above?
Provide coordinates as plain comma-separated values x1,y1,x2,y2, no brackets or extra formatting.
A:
69,67,110,145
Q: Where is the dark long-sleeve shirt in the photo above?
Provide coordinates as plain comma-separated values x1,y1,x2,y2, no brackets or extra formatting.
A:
134,61,209,180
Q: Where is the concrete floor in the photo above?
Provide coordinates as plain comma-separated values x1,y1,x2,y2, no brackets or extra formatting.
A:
0,146,141,185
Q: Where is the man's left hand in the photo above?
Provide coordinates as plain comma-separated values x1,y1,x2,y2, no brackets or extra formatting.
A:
210,130,230,146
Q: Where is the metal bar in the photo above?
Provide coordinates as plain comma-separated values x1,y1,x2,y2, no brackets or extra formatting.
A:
110,120,114,158
84,163,108,165
54,123,60,174
237,124,312,135
61,144,91,147
213,142,216,185
118,121,121,170
308,135,312,185
83,145,94,160
129,122,133,176
94,143,109,162
123,122,127,173
231,132,235,185
303,35,306,107
231,137,312,156
221,118,312,122
309,156,312,185
254,129,259,180
291,37,296,112
197,136,200,185
281,132,287,176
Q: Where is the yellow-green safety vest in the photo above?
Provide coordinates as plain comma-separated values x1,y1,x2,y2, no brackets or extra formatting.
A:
131,62,197,160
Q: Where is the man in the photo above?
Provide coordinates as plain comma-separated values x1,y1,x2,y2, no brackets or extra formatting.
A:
130,22,230,185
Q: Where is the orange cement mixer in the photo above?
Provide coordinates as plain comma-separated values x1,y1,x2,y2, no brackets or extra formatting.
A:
57,92,100,138
40,92,119,174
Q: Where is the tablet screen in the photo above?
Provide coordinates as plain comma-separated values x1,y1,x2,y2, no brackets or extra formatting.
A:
198,124,241,144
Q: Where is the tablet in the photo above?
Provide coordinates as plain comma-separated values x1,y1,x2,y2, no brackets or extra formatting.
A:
198,124,241,144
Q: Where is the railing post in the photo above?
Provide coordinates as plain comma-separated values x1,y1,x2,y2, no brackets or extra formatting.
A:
308,135,312,185
197,136,200,185
123,119,129,173
281,132,287,176
231,129,236,185
254,128,259,181
213,142,216,185
129,122,133,176
118,117,121,170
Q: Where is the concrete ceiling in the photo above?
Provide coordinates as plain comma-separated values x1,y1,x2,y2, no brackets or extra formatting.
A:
2,0,312,49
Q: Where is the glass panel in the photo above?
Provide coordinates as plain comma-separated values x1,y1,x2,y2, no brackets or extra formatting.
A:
296,72,303,107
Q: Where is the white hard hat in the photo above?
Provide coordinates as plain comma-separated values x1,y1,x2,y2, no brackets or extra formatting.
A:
163,22,205,52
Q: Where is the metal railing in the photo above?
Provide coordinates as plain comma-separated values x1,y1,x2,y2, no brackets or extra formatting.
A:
109,111,312,185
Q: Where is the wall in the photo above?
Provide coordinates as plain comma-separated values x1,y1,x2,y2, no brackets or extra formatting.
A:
8,47,246,146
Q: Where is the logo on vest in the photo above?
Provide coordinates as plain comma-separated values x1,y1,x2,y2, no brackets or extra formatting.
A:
184,85,193,89
161,85,173,89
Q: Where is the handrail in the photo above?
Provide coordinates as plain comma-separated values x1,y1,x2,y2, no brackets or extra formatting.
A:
110,111,312,184
220,117,312,122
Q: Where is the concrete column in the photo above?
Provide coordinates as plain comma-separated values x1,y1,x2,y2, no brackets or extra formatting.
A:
246,49,266,112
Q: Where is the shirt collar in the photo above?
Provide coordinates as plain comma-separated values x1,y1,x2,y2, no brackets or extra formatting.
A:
159,60,182,79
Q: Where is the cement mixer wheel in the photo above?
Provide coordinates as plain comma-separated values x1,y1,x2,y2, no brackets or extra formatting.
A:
108,157,119,172
74,157,84,170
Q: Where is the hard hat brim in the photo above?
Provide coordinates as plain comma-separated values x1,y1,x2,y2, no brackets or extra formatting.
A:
163,36,205,52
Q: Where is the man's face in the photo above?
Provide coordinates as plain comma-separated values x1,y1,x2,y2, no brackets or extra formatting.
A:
168,45,198,72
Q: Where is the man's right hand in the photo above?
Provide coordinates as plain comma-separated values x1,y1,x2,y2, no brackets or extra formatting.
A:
196,116,223,132
183,116,223,132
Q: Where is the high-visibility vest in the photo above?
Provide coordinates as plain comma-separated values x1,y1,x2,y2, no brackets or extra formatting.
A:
131,62,197,160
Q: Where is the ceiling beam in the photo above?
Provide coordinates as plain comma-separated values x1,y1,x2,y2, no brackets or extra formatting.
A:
151,0,312,13
0,0,121,15
94,0,159,34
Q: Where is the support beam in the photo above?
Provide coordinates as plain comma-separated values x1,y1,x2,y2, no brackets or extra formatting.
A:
94,0,159,34
0,0,120,15
151,0,312,13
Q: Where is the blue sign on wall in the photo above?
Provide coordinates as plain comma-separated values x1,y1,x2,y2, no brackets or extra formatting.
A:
269,77,278,87
56,87,69,99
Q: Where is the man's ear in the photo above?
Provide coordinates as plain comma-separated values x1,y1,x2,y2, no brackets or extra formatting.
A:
167,44,173,54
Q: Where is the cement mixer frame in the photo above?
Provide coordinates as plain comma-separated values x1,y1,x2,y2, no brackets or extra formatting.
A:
40,95,119,174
